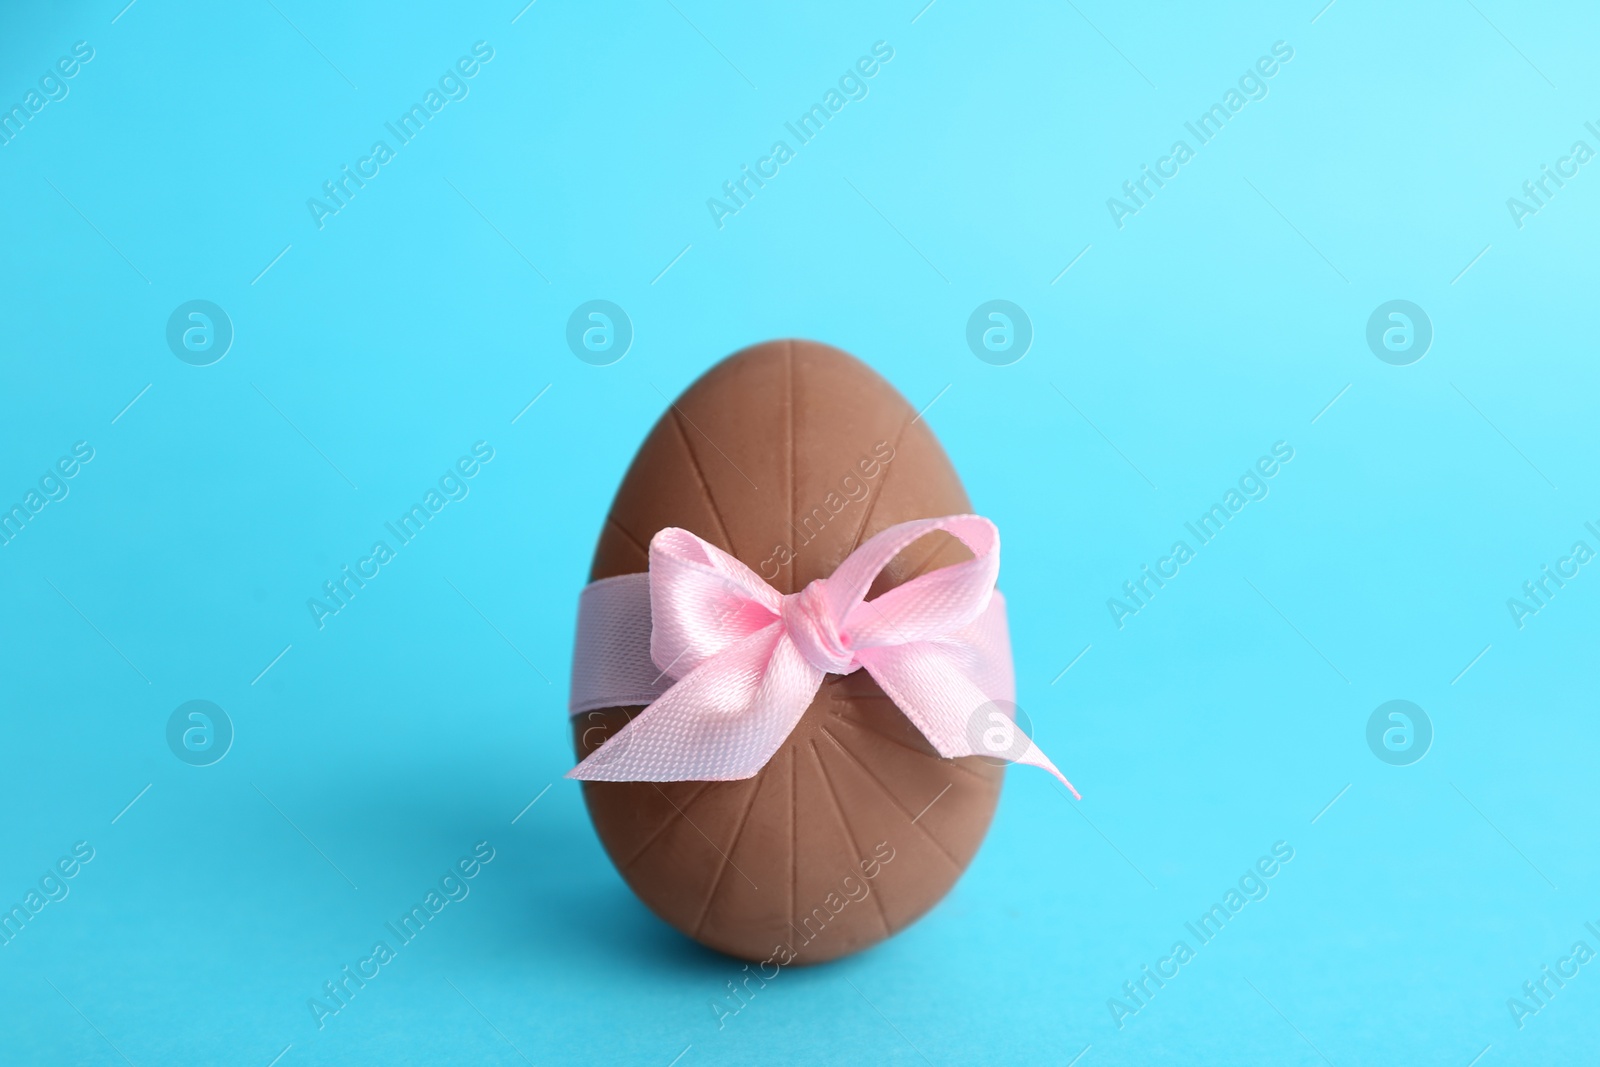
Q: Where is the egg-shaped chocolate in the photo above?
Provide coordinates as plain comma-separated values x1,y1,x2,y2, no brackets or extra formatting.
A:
574,340,1003,964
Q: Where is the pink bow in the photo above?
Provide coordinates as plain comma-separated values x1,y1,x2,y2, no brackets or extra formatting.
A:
566,514,1075,794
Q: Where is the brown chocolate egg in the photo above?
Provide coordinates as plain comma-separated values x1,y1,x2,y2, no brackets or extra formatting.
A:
573,340,1003,964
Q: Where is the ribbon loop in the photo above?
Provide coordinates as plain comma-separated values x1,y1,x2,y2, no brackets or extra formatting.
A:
567,514,1076,795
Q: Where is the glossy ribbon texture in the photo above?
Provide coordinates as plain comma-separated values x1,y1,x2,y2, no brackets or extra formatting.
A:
567,514,1075,794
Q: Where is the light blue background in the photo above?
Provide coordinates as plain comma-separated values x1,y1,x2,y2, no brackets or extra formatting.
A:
2,0,1596,1063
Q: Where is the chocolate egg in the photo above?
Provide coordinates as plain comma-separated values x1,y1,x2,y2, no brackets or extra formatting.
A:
574,340,1003,964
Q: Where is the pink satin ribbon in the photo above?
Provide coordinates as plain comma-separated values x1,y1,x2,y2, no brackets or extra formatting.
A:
566,514,1076,795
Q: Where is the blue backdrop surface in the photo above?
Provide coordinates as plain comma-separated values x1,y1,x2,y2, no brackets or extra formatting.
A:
1,1,1597,1064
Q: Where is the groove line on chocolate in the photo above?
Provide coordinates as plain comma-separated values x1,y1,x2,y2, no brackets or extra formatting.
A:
664,390,759,492
617,779,717,871
821,717,945,784
810,738,894,937
785,340,795,596
666,405,737,555
692,776,765,938
645,782,759,892
604,514,650,559
831,713,993,782
818,725,963,869
841,410,915,559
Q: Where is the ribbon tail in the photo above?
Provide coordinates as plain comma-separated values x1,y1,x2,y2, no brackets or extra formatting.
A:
861,639,1079,797
1000,736,1080,799
569,627,825,783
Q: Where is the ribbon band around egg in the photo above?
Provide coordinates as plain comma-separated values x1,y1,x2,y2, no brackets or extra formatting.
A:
566,513,1076,794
